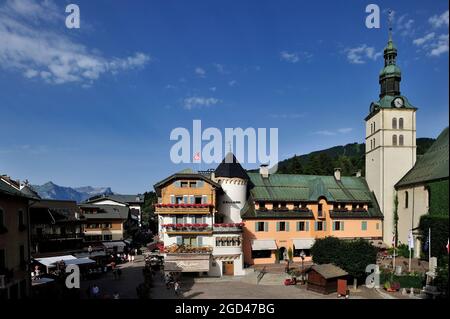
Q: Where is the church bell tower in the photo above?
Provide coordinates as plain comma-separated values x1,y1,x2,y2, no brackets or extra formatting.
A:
365,26,418,244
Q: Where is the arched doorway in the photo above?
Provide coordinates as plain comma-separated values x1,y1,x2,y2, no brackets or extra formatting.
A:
278,247,287,262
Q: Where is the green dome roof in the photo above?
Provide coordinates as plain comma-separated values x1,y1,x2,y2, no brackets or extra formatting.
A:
379,64,401,77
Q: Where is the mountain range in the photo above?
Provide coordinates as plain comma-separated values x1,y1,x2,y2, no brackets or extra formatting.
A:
31,182,113,202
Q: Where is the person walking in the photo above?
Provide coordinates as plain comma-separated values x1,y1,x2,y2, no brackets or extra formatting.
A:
92,285,100,299
174,281,181,296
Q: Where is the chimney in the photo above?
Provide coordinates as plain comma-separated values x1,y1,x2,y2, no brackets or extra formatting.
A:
260,164,269,178
210,172,215,180
356,170,362,178
334,168,341,181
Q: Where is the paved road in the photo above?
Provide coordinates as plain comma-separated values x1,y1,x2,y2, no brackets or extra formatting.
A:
80,256,146,299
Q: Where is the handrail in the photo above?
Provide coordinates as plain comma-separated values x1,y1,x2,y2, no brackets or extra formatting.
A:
257,266,267,284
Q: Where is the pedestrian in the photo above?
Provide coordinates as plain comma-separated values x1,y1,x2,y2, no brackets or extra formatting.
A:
174,281,181,296
92,285,100,299
127,254,131,263
113,291,120,299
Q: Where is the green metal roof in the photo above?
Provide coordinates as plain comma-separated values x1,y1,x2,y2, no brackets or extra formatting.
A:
247,172,374,203
380,64,401,77
396,127,449,188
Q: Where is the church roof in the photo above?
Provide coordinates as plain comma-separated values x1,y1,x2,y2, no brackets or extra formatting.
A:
396,127,449,188
214,152,250,180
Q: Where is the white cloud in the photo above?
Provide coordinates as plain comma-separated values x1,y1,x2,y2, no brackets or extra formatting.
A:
0,0,151,85
195,67,206,77
430,34,449,57
183,96,221,110
269,113,304,119
429,10,449,29
213,63,229,74
280,51,299,63
228,80,237,87
313,130,336,136
395,14,415,37
345,45,382,64
413,32,435,46
209,87,217,92
313,128,353,136
337,128,353,134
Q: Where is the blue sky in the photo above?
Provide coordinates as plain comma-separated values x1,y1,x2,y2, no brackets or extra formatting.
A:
0,0,448,194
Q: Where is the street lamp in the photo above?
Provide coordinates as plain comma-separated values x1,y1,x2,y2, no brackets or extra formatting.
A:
300,250,306,285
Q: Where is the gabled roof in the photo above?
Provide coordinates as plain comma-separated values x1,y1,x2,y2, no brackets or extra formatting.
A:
30,199,80,223
85,194,144,205
153,169,221,196
0,177,38,200
309,264,348,279
396,127,449,188
214,152,250,180
79,204,129,220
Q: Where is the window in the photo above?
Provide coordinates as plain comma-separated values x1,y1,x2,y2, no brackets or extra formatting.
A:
180,181,189,188
370,139,373,150
259,202,266,210
256,222,266,232
373,138,376,148
277,221,288,232
373,122,376,132
399,135,404,146
333,221,343,231
392,118,397,129
316,221,323,231
318,204,323,217
0,208,4,227
370,123,373,134
399,118,404,129
189,181,197,188
18,210,25,228
252,250,272,259
361,221,368,231
405,191,409,208
175,196,183,204
297,221,305,231
0,249,5,269
376,223,380,230
293,249,311,257
392,135,397,146
182,236,197,247
194,196,203,204
103,235,112,241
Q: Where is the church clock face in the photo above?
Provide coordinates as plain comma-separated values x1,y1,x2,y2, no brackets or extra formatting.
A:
393,97,404,108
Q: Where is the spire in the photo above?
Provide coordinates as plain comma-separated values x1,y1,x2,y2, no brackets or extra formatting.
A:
379,10,401,98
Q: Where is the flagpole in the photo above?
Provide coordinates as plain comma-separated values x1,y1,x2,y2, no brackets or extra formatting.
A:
408,246,412,273
393,233,396,274
428,228,431,262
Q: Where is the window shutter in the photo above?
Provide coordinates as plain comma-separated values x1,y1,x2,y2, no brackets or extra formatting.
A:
314,222,318,231
170,195,175,204
172,217,176,224
332,222,336,231
175,181,181,187
183,195,188,203
323,221,327,231
305,221,309,231
190,195,194,204
276,222,280,232
296,222,300,231
202,195,208,204
286,222,290,232
341,222,344,231
197,180,204,187
198,236,203,247
264,222,269,232
255,223,259,232
176,236,182,245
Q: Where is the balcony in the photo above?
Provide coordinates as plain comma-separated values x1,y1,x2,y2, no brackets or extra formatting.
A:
162,223,212,235
213,223,244,233
164,244,213,254
32,233,84,242
155,203,214,215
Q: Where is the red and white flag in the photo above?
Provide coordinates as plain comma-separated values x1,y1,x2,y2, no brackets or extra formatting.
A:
447,239,449,254
193,152,201,161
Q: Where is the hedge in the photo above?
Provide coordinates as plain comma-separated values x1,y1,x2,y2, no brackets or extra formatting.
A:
427,180,449,217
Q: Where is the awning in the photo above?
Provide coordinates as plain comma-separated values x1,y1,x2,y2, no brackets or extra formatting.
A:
35,255,77,268
292,238,315,249
32,277,55,286
102,241,127,252
251,239,277,251
64,258,96,266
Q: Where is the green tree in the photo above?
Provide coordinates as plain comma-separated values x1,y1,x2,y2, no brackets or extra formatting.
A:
311,237,377,281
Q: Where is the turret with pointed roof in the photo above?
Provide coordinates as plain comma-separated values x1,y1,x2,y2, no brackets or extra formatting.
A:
214,152,250,180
